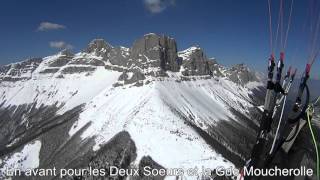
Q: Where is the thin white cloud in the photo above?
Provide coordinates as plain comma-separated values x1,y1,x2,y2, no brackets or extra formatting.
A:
49,41,73,49
144,0,175,14
37,22,66,31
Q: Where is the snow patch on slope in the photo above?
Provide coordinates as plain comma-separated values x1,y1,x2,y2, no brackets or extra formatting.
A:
0,140,41,176
0,67,121,114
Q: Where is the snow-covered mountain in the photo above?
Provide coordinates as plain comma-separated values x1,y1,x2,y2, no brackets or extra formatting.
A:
0,33,264,180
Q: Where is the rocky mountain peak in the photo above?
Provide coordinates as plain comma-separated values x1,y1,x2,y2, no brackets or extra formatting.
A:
130,33,180,72
227,63,259,85
178,46,223,77
85,39,113,56
178,46,200,60
193,48,206,60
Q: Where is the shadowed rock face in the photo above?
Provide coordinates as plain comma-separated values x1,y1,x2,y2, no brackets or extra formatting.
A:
228,64,259,85
0,103,95,180
48,57,71,67
80,131,137,180
118,70,146,85
181,48,222,76
136,156,165,180
0,103,85,157
44,50,74,68
85,39,113,57
61,66,97,74
109,47,130,67
131,33,180,72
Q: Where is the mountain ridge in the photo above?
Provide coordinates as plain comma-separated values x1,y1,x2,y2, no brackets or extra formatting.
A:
0,33,264,180
0,33,260,86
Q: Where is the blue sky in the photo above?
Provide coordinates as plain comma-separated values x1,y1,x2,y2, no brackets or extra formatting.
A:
0,0,319,78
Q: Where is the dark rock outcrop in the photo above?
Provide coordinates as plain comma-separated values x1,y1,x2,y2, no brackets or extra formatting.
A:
130,33,180,72
47,56,71,68
179,47,223,77
118,70,146,85
182,48,211,76
0,58,43,81
227,64,258,85
80,131,137,180
60,66,96,74
109,47,130,67
136,156,166,180
85,39,113,57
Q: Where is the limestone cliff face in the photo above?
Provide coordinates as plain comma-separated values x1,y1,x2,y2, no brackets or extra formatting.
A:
130,33,181,72
179,46,221,76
